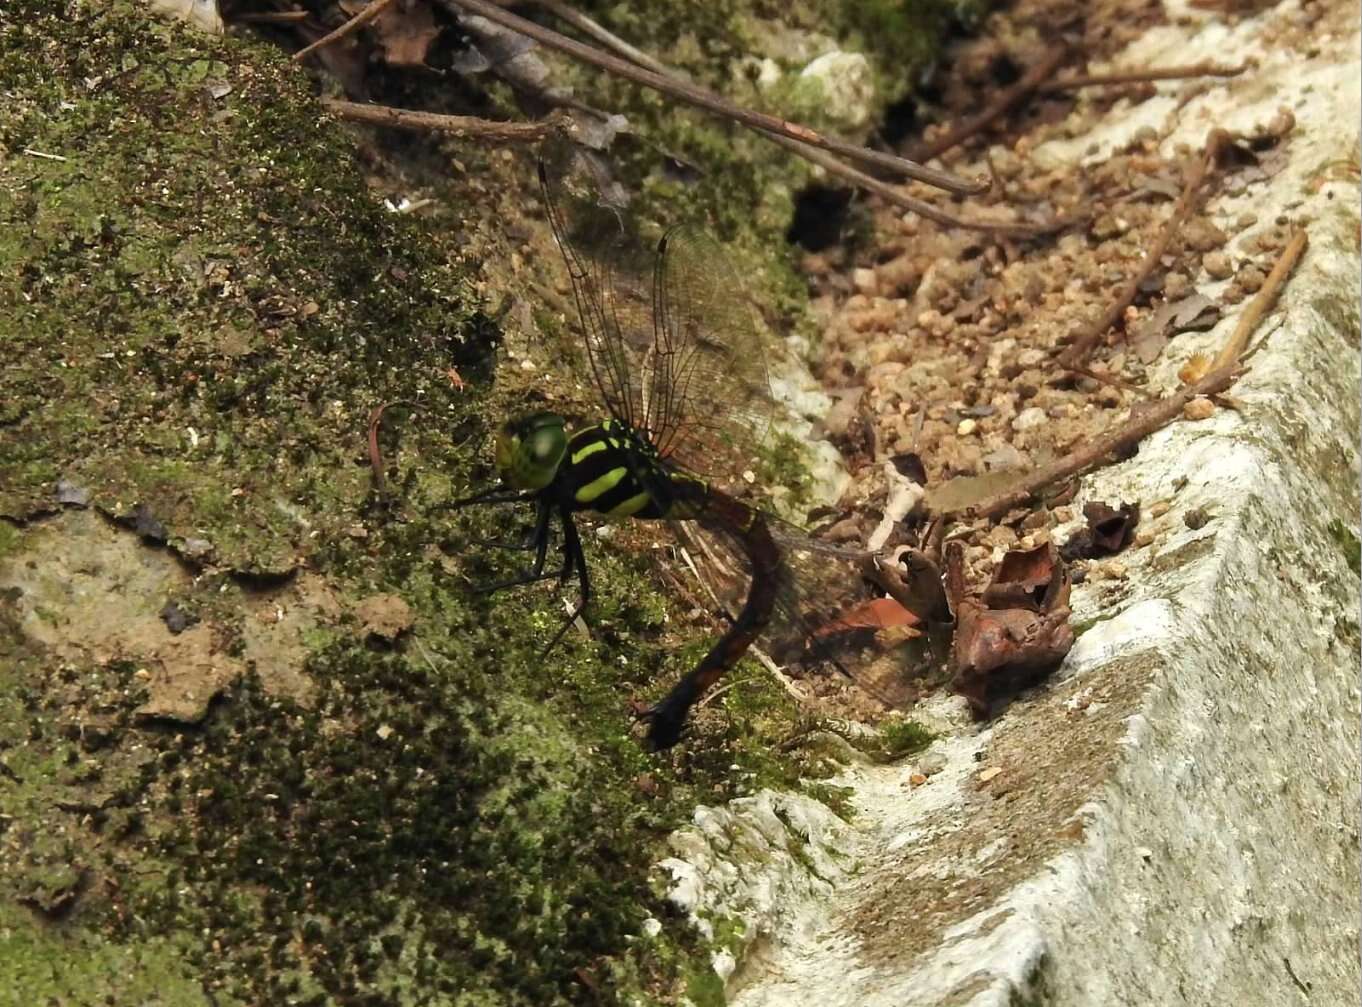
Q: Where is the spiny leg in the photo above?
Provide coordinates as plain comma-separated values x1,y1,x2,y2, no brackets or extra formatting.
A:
470,497,556,594
448,485,540,509
538,504,592,658
445,485,547,550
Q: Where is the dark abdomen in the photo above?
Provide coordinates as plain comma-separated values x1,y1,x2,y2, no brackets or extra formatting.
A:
644,490,781,749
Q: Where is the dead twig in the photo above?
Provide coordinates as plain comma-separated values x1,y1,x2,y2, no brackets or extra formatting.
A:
236,9,310,23
951,364,1238,520
322,99,570,141
908,44,1070,164
1038,61,1246,93
767,128,1069,237
1212,228,1307,369
956,227,1306,519
293,0,399,63
527,5,1060,236
1065,361,1154,396
367,400,416,492
530,0,671,77
440,0,986,195
1059,127,1231,368
695,676,754,710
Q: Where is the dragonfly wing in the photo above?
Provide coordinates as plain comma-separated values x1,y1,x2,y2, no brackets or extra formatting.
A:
680,519,920,711
648,227,774,478
538,144,650,432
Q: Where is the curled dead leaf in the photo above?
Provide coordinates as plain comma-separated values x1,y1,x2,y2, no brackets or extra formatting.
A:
947,542,1074,719
1059,501,1140,561
982,543,1065,612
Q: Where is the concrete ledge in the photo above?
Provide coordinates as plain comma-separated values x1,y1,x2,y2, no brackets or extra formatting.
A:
664,5,1360,1005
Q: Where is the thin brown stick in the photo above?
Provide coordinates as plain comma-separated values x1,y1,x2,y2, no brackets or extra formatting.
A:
531,0,671,77
367,400,415,492
909,44,1070,163
533,6,1061,238
322,99,570,141
955,228,1307,520
1038,61,1246,93
951,364,1240,519
765,128,1069,238
441,0,986,195
237,10,310,23
1058,127,1230,368
1212,228,1307,369
293,0,399,63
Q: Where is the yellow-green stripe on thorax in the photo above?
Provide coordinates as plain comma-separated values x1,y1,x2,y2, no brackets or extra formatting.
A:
564,420,702,521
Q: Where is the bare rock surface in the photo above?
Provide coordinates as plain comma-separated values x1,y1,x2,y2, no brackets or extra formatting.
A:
666,5,1361,1004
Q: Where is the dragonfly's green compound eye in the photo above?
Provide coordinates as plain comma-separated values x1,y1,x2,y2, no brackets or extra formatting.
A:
495,412,567,491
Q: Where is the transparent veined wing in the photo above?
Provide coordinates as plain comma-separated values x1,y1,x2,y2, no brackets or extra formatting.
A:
538,141,773,488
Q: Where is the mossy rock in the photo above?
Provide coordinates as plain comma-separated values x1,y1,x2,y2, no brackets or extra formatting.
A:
0,1,972,1003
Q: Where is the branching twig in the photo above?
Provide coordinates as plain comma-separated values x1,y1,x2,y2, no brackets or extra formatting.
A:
765,127,1069,237
1039,61,1246,92
1059,127,1230,368
322,99,571,141
440,0,986,195
526,5,1061,236
949,364,1239,519
293,0,399,63
908,44,1070,163
954,222,1306,519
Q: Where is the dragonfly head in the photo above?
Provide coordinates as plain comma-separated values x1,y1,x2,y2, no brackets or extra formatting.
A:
495,412,568,491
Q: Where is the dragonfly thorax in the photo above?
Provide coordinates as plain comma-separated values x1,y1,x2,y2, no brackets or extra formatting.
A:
496,411,568,491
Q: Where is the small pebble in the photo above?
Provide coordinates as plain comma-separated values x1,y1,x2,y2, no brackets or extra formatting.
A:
1163,272,1191,299
957,418,978,436
1203,251,1233,280
1148,500,1171,518
1237,264,1266,293
1012,406,1048,431
1184,507,1211,530
908,773,928,788
1183,217,1228,252
917,751,948,776
988,525,1019,549
1135,529,1156,548
1099,560,1128,580
977,766,1003,784
1183,397,1216,421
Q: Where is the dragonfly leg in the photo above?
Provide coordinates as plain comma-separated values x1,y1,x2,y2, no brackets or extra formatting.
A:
447,485,540,509
469,498,554,594
450,487,550,549
538,505,591,658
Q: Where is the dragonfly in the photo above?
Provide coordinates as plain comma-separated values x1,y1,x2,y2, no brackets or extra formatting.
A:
456,144,893,749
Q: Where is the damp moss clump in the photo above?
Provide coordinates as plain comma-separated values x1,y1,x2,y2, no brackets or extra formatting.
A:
130,650,683,1004
1327,518,1360,575
0,0,484,573
0,1,976,1002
